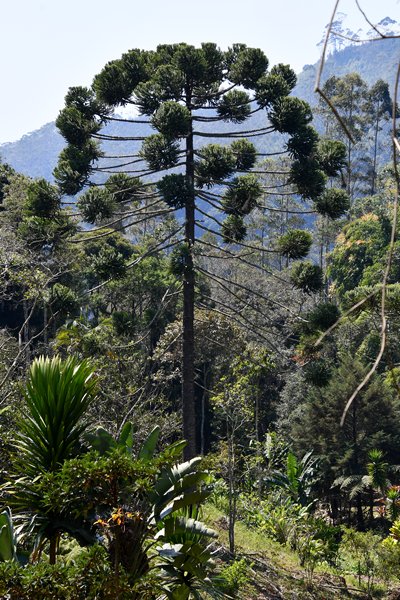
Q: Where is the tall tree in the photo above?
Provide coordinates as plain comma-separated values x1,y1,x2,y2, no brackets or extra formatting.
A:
54,43,342,457
365,80,393,194
318,73,368,200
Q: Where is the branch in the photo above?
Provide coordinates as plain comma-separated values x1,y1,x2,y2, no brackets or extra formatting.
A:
355,0,386,38
195,221,278,253
70,208,174,243
196,263,303,319
315,0,356,144
83,225,184,295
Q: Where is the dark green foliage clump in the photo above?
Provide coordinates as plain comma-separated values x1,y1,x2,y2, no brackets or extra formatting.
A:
307,302,340,332
217,90,251,123
314,188,350,220
0,546,132,600
286,126,319,160
54,141,102,196
228,47,269,88
18,215,76,250
91,246,127,280
304,359,332,387
112,310,135,336
316,139,347,177
255,74,290,108
50,284,80,316
56,86,108,146
157,174,192,209
151,101,191,139
25,179,60,218
222,174,262,216
270,63,297,90
222,214,247,243
278,229,312,259
104,173,143,204
84,231,135,282
269,97,313,134
140,134,180,171
195,144,236,187
290,261,324,294
169,243,191,277
231,139,257,171
289,159,327,200
92,49,149,106
77,188,115,224
56,106,101,147
328,213,391,296
0,162,16,204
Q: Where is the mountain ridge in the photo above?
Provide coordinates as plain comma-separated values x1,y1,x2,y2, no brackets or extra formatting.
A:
1,35,399,182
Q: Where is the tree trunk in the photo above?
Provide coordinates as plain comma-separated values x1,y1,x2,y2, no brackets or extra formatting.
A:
356,492,365,530
369,487,374,522
200,365,207,455
371,109,380,195
23,299,31,368
49,534,58,565
182,92,197,460
228,427,236,555
43,302,48,347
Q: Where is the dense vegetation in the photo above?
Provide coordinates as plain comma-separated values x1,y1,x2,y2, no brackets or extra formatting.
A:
0,38,400,599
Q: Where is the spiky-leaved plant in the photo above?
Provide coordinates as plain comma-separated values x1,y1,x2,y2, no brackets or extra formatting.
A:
16,355,97,476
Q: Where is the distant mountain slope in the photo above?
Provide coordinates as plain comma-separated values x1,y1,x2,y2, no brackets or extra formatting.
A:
295,37,400,105
0,122,64,181
1,36,399,182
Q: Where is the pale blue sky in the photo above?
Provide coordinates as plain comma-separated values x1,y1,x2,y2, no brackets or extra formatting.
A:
0,0,398,143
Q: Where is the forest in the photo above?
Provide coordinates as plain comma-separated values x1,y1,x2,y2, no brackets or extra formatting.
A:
0,34,400,599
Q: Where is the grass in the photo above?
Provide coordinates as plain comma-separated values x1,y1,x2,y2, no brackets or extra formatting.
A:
203,503,399,599
203,503,342,599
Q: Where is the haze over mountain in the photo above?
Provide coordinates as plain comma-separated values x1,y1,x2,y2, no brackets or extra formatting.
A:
1,27,399,183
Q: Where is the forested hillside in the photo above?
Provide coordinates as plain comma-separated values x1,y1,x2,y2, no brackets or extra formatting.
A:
1,35,400,600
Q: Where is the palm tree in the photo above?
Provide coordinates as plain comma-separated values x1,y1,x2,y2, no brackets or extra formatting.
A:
365,449,390,498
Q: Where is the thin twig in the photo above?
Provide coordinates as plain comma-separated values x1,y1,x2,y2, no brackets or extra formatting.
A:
315,0,356,144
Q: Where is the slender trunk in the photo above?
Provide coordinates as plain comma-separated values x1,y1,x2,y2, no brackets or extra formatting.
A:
356,493,365,530
200,365,207,455
23,299,31,368
228,423,236,555
43,302,48,348
255,391,259,444
369,487,374,522
49,534,57,565
371,109,380,195
182,88,197,460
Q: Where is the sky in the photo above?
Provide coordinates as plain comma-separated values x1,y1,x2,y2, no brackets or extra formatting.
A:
0,0,398,144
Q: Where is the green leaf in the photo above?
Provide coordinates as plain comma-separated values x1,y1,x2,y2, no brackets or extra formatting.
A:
119,421,134,453
163,517,217,539
138,426,160,461
85,427,116,455
0,508,16,562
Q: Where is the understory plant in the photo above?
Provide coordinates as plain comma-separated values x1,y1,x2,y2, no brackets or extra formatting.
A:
1,355,227,599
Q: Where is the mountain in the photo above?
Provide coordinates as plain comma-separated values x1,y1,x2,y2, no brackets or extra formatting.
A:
295,36,400,105
1,32,399,182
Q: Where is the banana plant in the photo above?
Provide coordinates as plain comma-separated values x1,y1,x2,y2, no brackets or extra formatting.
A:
85,422,161,460
264,450,320,506
51,420,221,596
